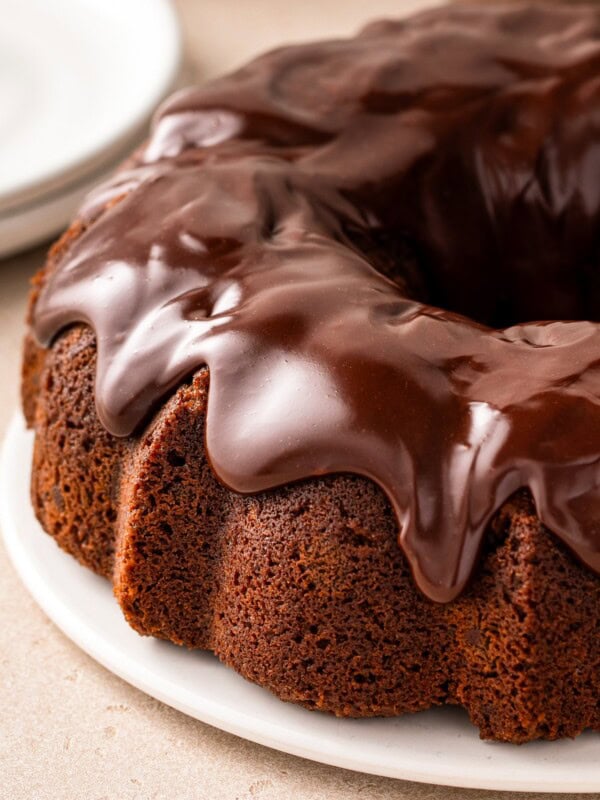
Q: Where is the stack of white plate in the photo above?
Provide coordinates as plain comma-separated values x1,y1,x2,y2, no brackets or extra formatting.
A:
0,0,182,258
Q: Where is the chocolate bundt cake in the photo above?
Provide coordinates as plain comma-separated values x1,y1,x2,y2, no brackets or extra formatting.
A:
22,2,600,743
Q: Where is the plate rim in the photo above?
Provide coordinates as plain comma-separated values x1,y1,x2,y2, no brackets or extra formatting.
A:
0,135,147,260
0,0,181,210
2,411,599,794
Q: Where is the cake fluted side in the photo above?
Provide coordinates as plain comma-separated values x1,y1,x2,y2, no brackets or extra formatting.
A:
22,319,600,742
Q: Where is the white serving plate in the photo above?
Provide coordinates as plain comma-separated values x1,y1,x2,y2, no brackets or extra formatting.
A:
2,412,599,793
0,0,180,209
0,147,132,259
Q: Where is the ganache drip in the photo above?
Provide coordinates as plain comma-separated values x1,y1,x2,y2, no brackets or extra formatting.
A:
33,3,600,601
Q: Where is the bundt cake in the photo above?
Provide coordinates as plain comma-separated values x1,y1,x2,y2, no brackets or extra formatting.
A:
22,1,600,743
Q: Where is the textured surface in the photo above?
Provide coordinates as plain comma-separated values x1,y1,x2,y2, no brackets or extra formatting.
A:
1,1,599,798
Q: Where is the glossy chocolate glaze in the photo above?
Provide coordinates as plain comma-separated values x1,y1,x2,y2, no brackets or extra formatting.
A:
33,3,600,601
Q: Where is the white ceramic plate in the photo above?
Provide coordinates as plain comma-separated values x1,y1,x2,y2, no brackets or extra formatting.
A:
0,0,181,212
0,146,135,259
2,412,599,793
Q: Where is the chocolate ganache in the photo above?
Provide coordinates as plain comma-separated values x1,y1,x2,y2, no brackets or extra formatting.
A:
33,3,600,602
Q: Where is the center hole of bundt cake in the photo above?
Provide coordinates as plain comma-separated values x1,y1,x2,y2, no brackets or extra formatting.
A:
424,261,600,329
363,232,600,329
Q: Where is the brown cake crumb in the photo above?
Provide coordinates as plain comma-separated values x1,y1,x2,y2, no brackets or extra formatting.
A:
23,324,600,742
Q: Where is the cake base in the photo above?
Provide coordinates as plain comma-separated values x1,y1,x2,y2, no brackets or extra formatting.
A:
3,412,600,793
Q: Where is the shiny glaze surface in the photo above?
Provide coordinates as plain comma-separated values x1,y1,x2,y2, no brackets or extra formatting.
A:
33,3,600,601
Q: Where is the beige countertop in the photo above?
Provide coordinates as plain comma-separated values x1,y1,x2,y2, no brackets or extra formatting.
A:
0,2,595,798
